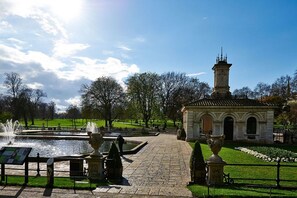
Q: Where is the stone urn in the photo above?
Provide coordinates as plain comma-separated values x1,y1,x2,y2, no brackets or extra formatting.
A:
207,135,225,163
206,134,226,185
85,122,106,181
88,131,104,157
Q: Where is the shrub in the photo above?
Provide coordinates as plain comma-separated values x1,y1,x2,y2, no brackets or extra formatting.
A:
106,142,123,179
177,127,186,140
180,128,186,141
189,141,206,184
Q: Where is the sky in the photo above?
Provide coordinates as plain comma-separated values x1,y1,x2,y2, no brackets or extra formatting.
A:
0,0,297,112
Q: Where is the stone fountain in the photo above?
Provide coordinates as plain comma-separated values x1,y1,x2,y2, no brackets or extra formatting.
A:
0,119,22,145
85,122,105,182
206,134,226,185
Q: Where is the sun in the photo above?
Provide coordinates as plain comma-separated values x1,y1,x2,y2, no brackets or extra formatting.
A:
48,0,83,22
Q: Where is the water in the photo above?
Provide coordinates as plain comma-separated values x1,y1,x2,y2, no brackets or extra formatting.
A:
0,119,22,144
86,122,98,133
0,120,138,158
0,137,138,157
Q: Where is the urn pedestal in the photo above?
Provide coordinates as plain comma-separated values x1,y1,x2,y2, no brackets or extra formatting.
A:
207,155,226,185
85,155,105,182
206,135,226,185
85,128,105,182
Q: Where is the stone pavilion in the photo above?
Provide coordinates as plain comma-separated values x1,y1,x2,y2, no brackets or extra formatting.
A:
182,53,276,143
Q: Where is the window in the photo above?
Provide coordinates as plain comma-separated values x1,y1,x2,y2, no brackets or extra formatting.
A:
247,117,257,139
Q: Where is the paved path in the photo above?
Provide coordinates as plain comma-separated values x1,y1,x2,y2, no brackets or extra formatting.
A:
0,134,194,197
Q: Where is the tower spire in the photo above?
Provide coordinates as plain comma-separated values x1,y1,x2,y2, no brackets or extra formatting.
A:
216,47,227,63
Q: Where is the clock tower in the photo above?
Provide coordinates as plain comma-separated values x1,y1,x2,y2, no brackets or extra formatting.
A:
211,49,232,99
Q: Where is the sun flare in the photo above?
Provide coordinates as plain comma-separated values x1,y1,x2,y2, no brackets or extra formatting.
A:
48,0,83,22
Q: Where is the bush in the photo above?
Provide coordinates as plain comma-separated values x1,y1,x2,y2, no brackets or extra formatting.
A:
106,142,123,180
189,141,206,184
180,128,186,140
177,127,186,140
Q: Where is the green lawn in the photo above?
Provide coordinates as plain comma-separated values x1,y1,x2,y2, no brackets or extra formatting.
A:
20,118,181,130
0,176,107,189
21,119,143,129
188,142,297,197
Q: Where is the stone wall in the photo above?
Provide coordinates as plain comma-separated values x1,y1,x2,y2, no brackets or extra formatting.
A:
183,106,274,143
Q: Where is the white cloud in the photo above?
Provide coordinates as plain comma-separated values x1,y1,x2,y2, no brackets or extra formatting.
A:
65,96,81,106
1,0,68,38
0,21,15,33
31,11,68,38
118,44,132,51
7,37,25,45
26,82,44,89
53,39,89,58
0,44,65,75
7,37,25,50
71,56,140,82
186,72,206,77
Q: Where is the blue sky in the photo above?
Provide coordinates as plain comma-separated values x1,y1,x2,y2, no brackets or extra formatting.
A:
0,0,297,112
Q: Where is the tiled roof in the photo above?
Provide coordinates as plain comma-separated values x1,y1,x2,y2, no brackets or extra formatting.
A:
186,98,275,107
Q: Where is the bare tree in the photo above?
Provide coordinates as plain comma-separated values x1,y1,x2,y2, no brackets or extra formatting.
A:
3,72,25,120
233,86,254,99
4,72,23,98
158,72,188,127
81,76,125,128
29,89,47,125
253,82,271,99
47,101,56,120
169,77,211,125
271,75,291,99
66,105,80,129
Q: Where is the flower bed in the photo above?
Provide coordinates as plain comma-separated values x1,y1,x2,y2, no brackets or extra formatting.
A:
235,146,297,162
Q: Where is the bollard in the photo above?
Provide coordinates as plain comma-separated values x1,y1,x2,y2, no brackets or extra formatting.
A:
276,159,281,188
47,158,54,187
36,153,40,176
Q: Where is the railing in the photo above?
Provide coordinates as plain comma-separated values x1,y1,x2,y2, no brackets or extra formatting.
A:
0,154,87,187
225,159,297,188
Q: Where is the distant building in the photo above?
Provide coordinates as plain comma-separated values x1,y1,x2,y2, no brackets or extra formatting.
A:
182,52,276,143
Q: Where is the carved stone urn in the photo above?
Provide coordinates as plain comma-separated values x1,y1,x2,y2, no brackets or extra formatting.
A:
207,135,225,163
206,134,226,185
88,131,104,157
85,122,105,181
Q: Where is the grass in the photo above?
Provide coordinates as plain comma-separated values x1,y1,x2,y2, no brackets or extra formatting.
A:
20,118,181,131
188,141,297,197
21,119,143,129
188,185,297,197
0,175,107,189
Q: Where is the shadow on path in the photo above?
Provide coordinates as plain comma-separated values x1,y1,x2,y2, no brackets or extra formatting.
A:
43,187,53,197
0,185,25,198
121,156,133,163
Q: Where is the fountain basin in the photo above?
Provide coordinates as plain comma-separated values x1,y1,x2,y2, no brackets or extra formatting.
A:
0,135,145,158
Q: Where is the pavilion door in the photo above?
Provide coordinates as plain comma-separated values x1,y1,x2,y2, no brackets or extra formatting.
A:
224,117,234,140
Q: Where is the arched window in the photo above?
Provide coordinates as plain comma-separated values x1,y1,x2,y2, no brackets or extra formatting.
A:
247,117,257,139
